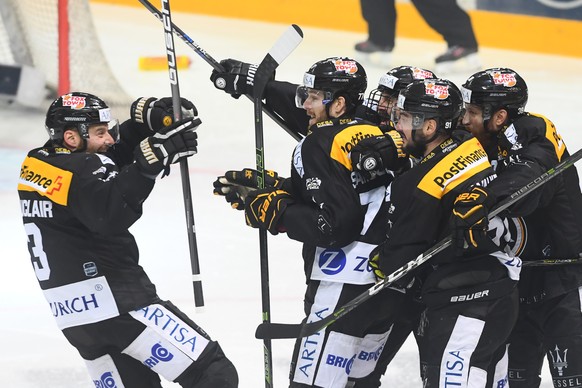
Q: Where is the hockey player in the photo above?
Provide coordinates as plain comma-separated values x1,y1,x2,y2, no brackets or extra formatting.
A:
459,68,582,387
211,57,419,387
351,66,436,177
18,92,238,388
369,78,519,387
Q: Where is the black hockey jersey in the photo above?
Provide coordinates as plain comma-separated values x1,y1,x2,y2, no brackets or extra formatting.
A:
378,131,520,293
486,113,582,301
263,81,394,284
18,136,159,330
281,118,393,284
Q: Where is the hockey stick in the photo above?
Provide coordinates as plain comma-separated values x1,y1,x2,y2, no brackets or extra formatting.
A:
252,24,303,388
159,0,204,308
255,147,582,340
522,255,582,267
137,0,303,142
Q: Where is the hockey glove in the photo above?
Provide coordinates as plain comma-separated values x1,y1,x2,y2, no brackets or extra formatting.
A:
131,97,197,135
213,168,285,210
351,131,409,178
210,59,273,99
244,187,293,235
368,244,386,281
451,186,496,255
134,117,200,179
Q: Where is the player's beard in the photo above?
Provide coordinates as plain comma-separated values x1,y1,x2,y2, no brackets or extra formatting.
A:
404,129,429,158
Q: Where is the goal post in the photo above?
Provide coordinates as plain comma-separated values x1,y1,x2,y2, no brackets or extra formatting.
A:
0,0,132,108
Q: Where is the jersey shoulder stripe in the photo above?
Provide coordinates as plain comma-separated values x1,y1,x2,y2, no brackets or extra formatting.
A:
418,137,491,199
18,156,73,206
329,123,383,170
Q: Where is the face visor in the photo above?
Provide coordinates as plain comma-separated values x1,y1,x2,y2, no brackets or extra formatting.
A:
107,119,120,144
391,108,431,131
295,86,334,109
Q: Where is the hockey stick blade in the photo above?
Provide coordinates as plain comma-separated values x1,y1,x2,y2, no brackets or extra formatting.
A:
253,24,303,99
137,0,303,141
255,147,582,340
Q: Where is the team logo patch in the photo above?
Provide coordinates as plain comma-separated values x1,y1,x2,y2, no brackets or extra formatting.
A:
62,94,87,109
333,59,358,74
412,67,434,79
318,249,347,275
549,344,568,376
491,70,517,87
425,81,449,100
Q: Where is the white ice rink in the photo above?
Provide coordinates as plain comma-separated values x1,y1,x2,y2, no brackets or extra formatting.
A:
1,3,582,387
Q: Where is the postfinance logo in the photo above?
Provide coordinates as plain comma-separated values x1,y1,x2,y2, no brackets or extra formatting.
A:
18,156,72,206
418,138,490,198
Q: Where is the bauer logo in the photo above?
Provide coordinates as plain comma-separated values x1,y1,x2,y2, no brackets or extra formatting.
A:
318,249,347,275
144,343,174,368
93,371,117,388
325,353,355,374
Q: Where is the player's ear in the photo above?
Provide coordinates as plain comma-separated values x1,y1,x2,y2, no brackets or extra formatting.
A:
63,129,80,149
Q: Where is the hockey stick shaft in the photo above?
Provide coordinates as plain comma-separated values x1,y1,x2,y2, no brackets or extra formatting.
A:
160,0,204,308
521,256,582,266
255,147,582,339
137,0,302,142
252,24,303,388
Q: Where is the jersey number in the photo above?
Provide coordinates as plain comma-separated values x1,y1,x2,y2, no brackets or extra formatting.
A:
24,222,51,281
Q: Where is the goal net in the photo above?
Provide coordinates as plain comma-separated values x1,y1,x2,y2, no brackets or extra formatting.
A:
0,0,132,108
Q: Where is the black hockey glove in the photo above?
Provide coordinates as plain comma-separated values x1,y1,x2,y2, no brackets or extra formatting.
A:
244,187,293,235
131,96,197,135
210,59,273,99
134,117,200,179
351,131,409,178
451,186,496,255
213,168,285,210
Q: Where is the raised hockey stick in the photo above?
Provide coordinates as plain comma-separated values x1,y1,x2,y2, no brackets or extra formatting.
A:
255,147,582,340
252,24,303,388
137,0,303,142
159,0,204,308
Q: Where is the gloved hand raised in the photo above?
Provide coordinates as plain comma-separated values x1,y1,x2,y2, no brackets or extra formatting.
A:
245,187,293,235
210,59,274,99
213,168,285,209
134,117,200,178
131,97,197,135
351,130,409,177
451,186,496,255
